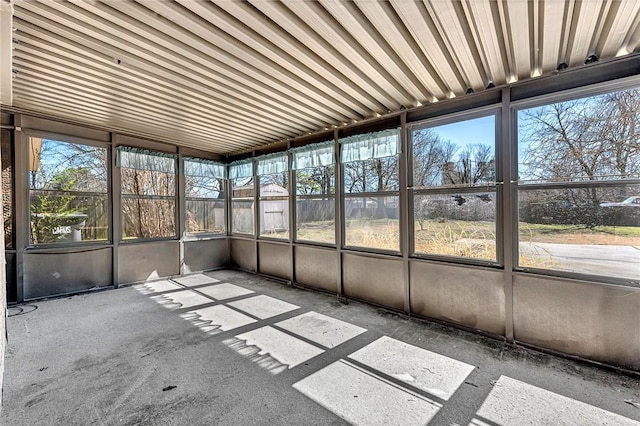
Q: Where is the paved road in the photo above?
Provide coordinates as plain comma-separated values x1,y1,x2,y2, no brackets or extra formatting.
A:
521,242,640,279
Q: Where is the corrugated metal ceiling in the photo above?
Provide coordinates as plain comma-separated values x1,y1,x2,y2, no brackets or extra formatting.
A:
4,0,640,155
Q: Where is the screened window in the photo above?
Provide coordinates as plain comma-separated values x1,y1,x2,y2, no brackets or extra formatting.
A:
184,158,226,235
341,128,400,251
28,137,108,245
517,87,640,281
410,115,497,261
230,160,254,235
293,142,335,244
258,153,289,239
119,147,177,239
2,129,13,249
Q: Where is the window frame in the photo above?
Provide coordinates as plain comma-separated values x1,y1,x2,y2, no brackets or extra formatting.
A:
512,76,640,286
292,142,336,247
25,132,112,248
407,108,502,266
183,157,227,239
1,128,15,250
257,153,290,241
229,160,256,237
340,128,402,254
118,146,178,242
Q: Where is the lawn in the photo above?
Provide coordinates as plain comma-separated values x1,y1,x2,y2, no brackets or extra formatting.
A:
414,220,496,260
269,219,640,265
519,223,640,245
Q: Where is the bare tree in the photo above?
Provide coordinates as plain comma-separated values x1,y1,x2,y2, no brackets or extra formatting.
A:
518,88,640,226
121,168,176,239
442,144,495,186
296,165,334,195
412,129,454,187
520,89,640,184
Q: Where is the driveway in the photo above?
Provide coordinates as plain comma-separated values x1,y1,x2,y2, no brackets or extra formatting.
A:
520,242,640,280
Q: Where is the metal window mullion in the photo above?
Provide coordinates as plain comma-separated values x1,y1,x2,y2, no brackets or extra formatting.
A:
185,196,223,202
295,193,334,199
288,143,295,284
178,148,185,274
293,240,335,249
253,157,259,274
410,182,500,192
407,124,416,259
30,189,109,198
408,105,502,133
517,179,640,190
258,196,289,201
335,129,343,297
225,173,231,266
341,245,402,257
121,194,176,200
399,112,410,315
343,191,399,198
111,133,121,287
14,115,27,302
501,87,515,343
225,176,231,236
411,186,498,199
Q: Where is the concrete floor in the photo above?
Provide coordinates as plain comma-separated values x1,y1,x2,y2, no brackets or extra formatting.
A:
2,269,640,425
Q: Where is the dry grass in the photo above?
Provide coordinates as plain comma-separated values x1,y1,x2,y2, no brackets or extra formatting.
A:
260,229,290,240
296,221,335,244
518,242,555,269
266,219,639,271
414,220,496,260
519,222,640,245
345,219,399,251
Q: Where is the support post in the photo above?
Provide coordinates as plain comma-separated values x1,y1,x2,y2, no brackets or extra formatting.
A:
399,112,410,314
111,134,121,287
501,87,515,343
334,129,343,297
177,147,186,275
13,114,25,302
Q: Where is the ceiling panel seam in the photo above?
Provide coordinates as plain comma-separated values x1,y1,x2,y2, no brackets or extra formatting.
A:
250,0,402,112
12,91,231,149
25,1,347,126
14,63,275,144
110,0,363,121
12,25,312,138
389,0,466,94
12,10,320,137
179,0,378,115
282,0,418,107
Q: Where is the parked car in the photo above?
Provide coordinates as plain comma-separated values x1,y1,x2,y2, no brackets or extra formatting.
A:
600,196,640,207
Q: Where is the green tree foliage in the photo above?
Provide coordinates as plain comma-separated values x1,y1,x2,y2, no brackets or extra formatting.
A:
29,140,108,244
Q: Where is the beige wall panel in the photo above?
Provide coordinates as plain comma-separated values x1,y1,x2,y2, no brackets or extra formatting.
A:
342,253,404,311
514,274,640,371
230,238,256,272
410,261,505,336
118,241,179,284
258,241,290,280
294,245,338,293
183,238,228,273
24,247,113,299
